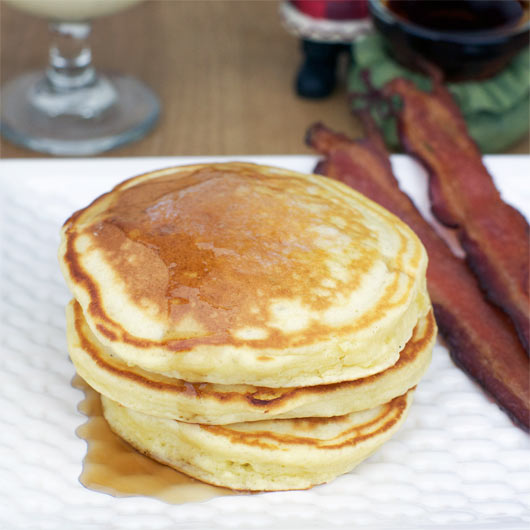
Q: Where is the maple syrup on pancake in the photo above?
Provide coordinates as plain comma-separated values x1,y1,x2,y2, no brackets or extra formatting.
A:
72,375,234,503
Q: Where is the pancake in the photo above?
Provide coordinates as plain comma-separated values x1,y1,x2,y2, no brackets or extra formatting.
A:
101,389,414,491
67,298,435,424
59,162,430,387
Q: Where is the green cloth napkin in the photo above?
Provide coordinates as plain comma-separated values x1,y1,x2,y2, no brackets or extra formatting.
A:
348,33,530,153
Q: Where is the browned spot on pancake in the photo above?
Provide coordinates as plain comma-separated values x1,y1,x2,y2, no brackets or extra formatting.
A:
200,393,409,450
63,165,421,352
285,414,352,430
96,323,118,342
257,356,273,362
88,222,169,320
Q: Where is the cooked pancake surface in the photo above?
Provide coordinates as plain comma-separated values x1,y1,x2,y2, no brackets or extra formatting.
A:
67,298,435,424
59,162,429,386
101,389,414,491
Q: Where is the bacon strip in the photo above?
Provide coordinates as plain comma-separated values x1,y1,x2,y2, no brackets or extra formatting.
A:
383,77,529,354
306,121,529,432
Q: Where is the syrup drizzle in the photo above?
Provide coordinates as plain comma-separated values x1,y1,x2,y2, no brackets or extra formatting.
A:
72,375,235,503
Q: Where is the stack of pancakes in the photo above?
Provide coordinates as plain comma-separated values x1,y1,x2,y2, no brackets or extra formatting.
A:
59,162,435,491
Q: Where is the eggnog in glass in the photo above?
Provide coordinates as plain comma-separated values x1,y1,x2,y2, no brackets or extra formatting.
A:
1,0,159,155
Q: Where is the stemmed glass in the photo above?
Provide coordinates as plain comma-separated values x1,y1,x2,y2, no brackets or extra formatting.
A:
1,0,160,156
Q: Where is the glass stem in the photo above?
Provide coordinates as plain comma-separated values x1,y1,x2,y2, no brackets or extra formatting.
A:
46,21,96,91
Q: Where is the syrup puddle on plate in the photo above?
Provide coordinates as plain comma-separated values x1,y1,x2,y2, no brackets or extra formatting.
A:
72,375,237,503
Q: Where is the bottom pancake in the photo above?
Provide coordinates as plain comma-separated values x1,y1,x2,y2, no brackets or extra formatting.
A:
101,389,414,491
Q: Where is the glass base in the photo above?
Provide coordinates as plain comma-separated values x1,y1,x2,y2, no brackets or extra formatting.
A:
0,71,160,156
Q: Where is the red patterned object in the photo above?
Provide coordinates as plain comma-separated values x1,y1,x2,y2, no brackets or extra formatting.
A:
291,1,369,20
280,0,371,42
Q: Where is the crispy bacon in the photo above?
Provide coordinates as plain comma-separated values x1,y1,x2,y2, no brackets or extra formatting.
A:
306,121,529,432
383,77,529,354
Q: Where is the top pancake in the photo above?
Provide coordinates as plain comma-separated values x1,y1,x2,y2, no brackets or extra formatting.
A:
59,162,430,386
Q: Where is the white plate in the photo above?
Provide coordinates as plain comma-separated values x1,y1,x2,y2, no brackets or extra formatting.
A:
1,155,529,530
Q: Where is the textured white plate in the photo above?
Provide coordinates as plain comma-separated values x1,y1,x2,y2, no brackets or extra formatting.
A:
1,155,529,530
